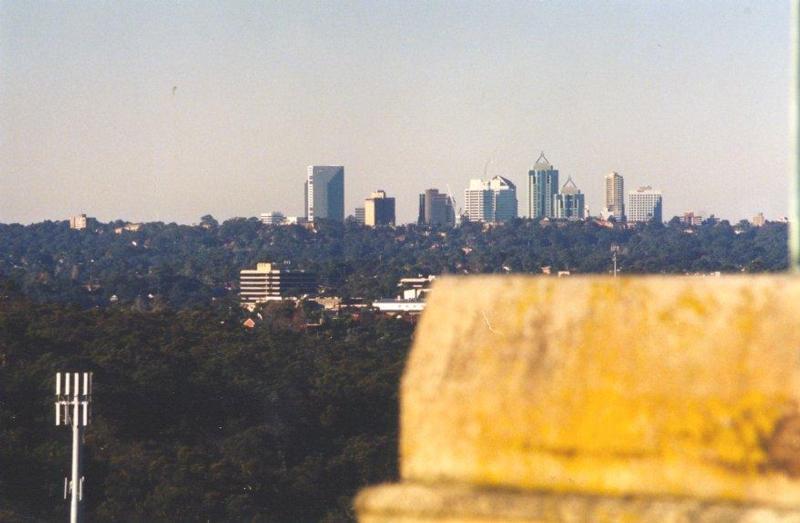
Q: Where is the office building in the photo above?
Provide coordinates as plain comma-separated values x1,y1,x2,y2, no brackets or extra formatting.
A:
553,177,586,220
372,275,437,314
113,223,142,234
239,262,317,305
306,165,344,222
354,207,365,225
628,186,663,223
260,211,285,225
681,211,703,226
398,275,436,300
284,216,308,226
464,176,518,223
364,190,396,226
418,189,455,226
69,214,88,230
528,153,559,218
604,172,625,220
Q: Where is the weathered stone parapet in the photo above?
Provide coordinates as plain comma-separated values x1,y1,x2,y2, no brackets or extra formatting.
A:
356,276,800,521
357,482,800,522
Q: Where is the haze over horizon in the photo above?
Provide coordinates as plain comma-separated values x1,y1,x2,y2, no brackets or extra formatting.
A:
0,1,790,225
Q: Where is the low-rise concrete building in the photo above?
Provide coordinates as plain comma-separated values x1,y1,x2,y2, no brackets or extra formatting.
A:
239,262,317,307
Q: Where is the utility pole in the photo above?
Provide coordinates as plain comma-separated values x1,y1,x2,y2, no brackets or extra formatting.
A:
611,244,621,277
55,372,92,523
792,0,800,270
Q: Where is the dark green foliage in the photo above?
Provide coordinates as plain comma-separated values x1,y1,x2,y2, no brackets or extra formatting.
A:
0,217,788,520
0,296,411,521
0,219,788,310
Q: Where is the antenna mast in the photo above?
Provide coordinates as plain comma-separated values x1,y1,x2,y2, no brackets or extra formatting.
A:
55,372,92,523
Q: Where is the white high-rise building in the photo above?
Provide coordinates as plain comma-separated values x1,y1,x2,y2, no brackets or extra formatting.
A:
604,172,625,220
305,166,344,222
628,186,663,223
464,176,518,223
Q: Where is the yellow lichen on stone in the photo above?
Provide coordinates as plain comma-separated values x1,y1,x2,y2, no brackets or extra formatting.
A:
400,276,800,507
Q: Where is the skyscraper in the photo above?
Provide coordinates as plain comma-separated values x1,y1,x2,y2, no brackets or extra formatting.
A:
627,186,663,223
528,153,559,219
364,190,396,226
553,177,586,220
604,171,625,220
464,176,518,223
306,166,344,222
418,188,455,226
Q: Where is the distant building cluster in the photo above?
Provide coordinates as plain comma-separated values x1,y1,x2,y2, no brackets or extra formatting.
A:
243,158,771,228
68,154,770,232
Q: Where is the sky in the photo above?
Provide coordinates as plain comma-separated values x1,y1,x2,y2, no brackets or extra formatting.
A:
0,1,791,224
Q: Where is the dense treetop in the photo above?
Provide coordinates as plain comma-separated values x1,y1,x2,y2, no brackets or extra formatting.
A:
0,216,788,520
0,217,788,309
0,293,411,521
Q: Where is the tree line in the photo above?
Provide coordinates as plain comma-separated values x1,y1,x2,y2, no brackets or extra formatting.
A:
0,217,788,309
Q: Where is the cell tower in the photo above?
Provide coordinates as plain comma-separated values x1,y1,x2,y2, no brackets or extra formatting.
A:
55,372,92,523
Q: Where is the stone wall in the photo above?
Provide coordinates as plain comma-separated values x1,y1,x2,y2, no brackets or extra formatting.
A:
356,276,800,522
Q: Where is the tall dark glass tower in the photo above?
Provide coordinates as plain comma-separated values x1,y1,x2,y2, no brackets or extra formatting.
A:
306,166,344,222
528,152,559,219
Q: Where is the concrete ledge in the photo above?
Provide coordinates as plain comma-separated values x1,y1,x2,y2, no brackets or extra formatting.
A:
398,276,800,506
356,482,800,523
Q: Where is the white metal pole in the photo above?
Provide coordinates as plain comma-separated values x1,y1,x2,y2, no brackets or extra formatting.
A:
70,395,81,523
791,0,800,270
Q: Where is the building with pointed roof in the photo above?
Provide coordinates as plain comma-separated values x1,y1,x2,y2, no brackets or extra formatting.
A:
528,152,559,219
553,176,586,220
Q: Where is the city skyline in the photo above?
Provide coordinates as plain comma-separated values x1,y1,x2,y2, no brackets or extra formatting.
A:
0,2,789,224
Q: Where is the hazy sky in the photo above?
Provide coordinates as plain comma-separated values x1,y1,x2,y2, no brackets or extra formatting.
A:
0,1,790,224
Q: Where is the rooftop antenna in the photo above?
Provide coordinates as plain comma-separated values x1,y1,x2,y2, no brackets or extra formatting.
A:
446,183,456,208
55,372,92,523
445,183,461,222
